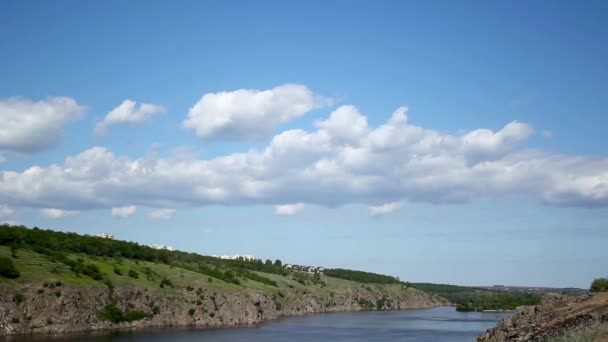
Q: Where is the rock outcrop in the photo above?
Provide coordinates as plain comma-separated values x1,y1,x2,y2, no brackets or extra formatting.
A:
0,280,447,336
477,292,608,341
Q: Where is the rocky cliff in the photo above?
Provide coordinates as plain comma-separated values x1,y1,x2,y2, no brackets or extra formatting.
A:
477,292,608,341
0,276,447,336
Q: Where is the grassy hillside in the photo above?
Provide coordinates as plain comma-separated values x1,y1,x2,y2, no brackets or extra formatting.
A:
0,225,446,330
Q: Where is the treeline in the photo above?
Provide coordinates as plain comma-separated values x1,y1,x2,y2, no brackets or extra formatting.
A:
453,292,540,312
409,283,541,312
324,268,401,284
0,225,283,286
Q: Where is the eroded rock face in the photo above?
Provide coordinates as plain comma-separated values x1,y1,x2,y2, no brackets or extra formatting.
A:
0,282,448,336
477,293,608,342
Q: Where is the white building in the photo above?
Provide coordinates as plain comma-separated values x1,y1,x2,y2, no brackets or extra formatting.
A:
212,254,256,261
147,244,174,251
94,233,115,239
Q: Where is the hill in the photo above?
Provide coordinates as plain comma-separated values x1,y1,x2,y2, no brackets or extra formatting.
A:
0,225,447,336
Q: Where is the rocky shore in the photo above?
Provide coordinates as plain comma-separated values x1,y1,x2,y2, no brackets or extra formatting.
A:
477,292,608,341
0,280,447,336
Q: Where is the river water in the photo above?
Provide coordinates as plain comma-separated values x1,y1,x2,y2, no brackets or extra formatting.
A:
3,307,511,342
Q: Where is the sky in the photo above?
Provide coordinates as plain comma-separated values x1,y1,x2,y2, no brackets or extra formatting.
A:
1,0,607,288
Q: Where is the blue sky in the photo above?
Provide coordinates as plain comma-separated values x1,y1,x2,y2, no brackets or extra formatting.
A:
1,0,607,288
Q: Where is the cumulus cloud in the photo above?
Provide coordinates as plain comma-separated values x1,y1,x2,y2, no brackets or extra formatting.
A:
275,203,305,216
95,99,165,135
368,202,402,216
0,97,84,153
40,208,79,219
0,105,606,210
111,205,136,218
183,84,327,141
148,208,175,220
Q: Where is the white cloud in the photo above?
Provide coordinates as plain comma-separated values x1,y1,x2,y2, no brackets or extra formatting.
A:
543,130,553,138
0,97,84,153
0,154,5,164
40,208,79,218
183,84,327,141
148,208,175,220
315,105,369,143
111,205,136,218
0,204,14,218
0,105,606,210
95,99,165,135
275,203,305,216
368,202,402,216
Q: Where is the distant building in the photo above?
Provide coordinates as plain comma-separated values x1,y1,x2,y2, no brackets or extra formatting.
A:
283,263,325,274
94,233,115,239
147,244,174,251
212,254,256,261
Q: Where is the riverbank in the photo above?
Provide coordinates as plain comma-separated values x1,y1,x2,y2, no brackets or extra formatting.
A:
477,292,608,341
0,246,447,337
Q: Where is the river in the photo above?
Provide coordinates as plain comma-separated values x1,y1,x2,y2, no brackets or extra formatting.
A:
2,307,511,342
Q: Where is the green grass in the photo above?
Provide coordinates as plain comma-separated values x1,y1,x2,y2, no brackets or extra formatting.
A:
549,324,608,342
1,246,419,306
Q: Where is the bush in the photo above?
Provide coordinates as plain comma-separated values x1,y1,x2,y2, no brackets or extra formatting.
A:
14,293,24,304
113,266,123,276
98,302,149,323
590,278,608,293
123,310,149,322
0,256,20,278
188,308,195,316
128,269,139,279
160,277,173,288
98,303,124,323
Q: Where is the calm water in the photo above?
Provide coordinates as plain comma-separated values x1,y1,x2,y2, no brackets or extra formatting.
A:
4,307,511,342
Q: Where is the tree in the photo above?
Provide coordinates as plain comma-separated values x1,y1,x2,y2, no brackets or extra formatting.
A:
265,259,272,266
590,278,608,293
0,256,20,278
274,259,282,267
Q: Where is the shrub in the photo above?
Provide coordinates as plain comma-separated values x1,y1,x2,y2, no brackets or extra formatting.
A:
160,277,173,288
0,256,20,278
98,303,124,323
14,293,24,304
113,266,123,276
123,310,149,322
188,308,195,316
37,289,44,294
98,302,149,323
128,269,139,279
55,290,62,298
590,278,608,293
